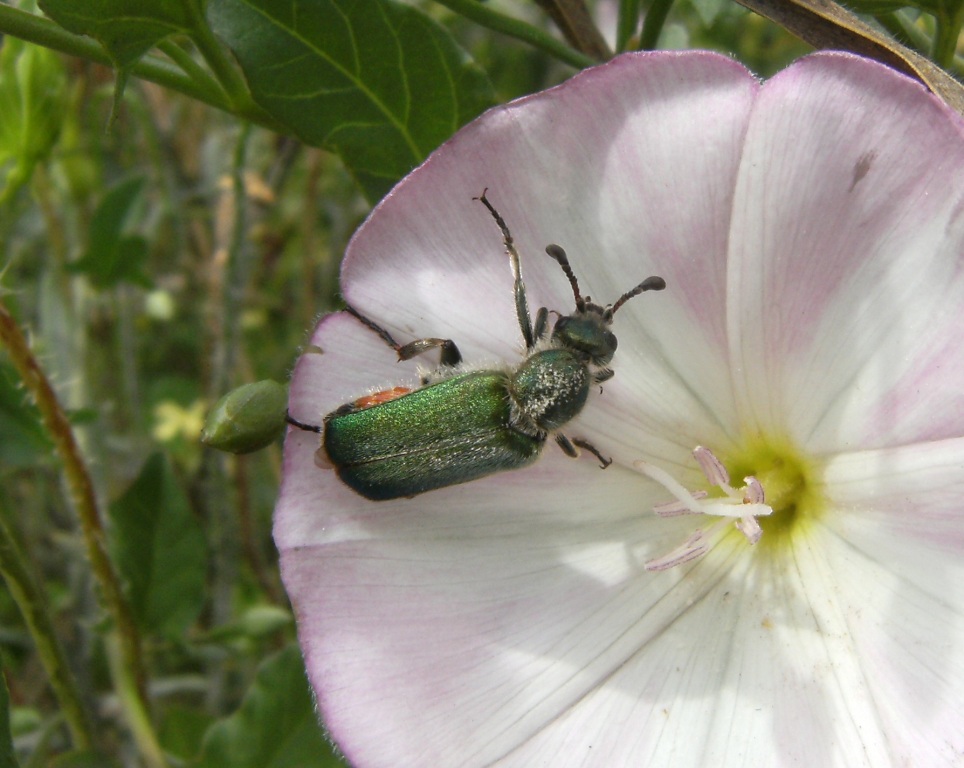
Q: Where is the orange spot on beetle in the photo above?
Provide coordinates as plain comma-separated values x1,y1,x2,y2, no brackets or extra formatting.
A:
353,386,411,410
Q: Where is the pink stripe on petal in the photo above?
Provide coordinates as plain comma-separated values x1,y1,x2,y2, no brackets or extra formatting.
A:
726,53,964,446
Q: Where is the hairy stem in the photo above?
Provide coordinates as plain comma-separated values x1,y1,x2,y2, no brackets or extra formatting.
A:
0,300,166,767
0,510,95,750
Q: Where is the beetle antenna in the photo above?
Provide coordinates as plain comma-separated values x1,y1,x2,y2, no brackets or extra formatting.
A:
610,276,666,315
545,244,585,311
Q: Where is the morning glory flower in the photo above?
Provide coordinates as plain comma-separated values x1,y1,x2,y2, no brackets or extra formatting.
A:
277,51,964,766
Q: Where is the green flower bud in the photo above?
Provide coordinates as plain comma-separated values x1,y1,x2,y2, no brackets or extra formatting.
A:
201,380,287,454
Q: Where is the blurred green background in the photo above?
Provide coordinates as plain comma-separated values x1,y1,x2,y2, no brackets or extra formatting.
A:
0,0,957,764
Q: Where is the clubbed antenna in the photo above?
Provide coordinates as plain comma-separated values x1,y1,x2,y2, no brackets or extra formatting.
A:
610,276,666,315
545,244,585,311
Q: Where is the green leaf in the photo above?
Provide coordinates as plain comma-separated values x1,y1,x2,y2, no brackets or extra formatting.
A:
0,657,19,768
196,645,346,768
0,33,67,203
37,0,195,122
67,177,152,289
207,0,495,202
160,705,214,761
108,453,206,637
37,0,191,68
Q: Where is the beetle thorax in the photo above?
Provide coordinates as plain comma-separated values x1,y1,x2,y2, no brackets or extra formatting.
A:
508,348,592,435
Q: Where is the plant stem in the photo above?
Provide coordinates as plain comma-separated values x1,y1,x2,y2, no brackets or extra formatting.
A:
0,4,281,131
105,633,168,768
0,299,166,767
431,0,596,69
876,10,964,81
532,0,612,60
932,3,964,70
617,0,643,51
638,0,675,49
0,510,95,751
182,0,260,114
157,39,224,98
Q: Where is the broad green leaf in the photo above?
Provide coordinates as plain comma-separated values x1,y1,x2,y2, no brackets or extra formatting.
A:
160,705,214,761
37,0,191,68
208,0,495,202
196,645,345,768
67,177,152,289
0,34,66,203
0,657,18,768
108,453,206,637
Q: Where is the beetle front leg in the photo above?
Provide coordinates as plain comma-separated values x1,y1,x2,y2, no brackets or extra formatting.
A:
533,307,550,342
555,434,612,468
475,190,536,351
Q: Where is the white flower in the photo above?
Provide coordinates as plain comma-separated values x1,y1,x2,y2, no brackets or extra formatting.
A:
277,51,964,766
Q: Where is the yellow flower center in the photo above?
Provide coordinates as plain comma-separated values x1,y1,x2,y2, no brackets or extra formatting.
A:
724,437,824,554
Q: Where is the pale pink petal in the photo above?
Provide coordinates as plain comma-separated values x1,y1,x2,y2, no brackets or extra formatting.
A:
286,523,750,767
336,51,759,460
822,438,964,587
726,53,964,451
276,51,964,768
506,543,905,766
803,441,964,761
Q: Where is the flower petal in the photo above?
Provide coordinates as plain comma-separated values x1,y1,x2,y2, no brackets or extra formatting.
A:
284,506,750,767
822,438,964,589
810,440,964,761
726,52,964,450
277,50,964,768
336,51,758,457
503,539,908,766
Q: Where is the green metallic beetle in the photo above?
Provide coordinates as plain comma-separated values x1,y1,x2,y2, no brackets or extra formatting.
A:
287,192,665,501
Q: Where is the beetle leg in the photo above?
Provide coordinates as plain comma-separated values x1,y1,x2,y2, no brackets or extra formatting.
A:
397,338,462,367
286,411,323,433
345,303,463,368
556,434,612,468
574,438,613,468
593,368,614,384
344,304,402,349
533,307,549,342
475,190,536,351
555,433,578,458
555,434,613,468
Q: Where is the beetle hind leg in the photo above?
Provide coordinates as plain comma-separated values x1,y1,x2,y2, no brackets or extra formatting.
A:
286,411,323,434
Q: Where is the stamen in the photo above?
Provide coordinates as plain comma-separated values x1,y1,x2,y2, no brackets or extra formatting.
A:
634,446,774,571
694,445,729,486
652,490,708,517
